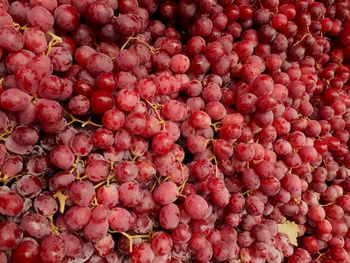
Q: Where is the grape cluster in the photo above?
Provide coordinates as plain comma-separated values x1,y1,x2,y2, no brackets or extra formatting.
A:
0,0,350,262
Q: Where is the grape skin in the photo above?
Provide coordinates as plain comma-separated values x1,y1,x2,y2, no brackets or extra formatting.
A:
0,0,349,262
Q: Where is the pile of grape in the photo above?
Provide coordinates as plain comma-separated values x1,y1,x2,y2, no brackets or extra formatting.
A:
0,0,349,262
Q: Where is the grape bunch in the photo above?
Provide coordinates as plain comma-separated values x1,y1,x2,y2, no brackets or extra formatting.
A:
0,0,349,262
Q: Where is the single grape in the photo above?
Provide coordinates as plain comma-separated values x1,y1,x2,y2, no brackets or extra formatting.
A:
39,235,66,263
11,238,40,263
108,207,133,232
20,213,51,239
0,221,23,251
0,186,24,216
65,206,91,230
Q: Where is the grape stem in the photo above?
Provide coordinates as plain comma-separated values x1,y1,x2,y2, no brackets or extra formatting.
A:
206,138,214,145
109,161,115,171
53,191,69,213
131,155,139,162
292,27,311,47
120,35,160,54
316,250,328,260
292,33,309,47
210,122,221,132
12,22,27,31
0,126,14,142
320,202,334,207
91,197,99,207
315,62,323,72
107,161,116,184
93,174,114,189
0,173,23,185
65,111,103,128
332,54,343,65
108,230,151,252
48,215,60,234
121,232,151,252
70,156,85,180
93,162,116,189
145,100,166,129
242,190,251,196
150,175,162,192
46,31,62,55
177,162,187,195
120,35,134,51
